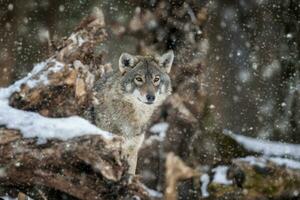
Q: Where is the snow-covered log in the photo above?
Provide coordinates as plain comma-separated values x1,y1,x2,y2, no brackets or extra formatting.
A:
164,150,300,200
0,8,149,200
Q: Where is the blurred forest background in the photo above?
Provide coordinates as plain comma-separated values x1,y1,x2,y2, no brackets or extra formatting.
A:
0,0,300,199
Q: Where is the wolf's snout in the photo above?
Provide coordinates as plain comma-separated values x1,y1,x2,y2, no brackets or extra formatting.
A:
146,94,155,102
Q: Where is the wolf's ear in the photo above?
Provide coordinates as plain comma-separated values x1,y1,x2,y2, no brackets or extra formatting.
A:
158,50,174,73
119,53,136,74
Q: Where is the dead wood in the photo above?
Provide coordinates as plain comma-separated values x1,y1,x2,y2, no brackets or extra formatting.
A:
9,7,111,118
0,7,149,200
0,127,150,200
165,153,199,200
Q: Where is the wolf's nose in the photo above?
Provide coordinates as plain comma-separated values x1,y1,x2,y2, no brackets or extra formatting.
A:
146,94,155,102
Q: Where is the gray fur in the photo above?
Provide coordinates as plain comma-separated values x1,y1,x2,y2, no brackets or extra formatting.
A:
93,52,174,174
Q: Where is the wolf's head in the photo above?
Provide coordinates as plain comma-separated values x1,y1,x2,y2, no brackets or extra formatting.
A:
118,51,174,106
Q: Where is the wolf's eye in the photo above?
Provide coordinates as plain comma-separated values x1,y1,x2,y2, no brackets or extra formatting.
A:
153,77,160,82
135,77,143,82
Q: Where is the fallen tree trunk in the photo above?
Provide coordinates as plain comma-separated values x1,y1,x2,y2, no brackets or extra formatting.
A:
0,128,150,200
0,128,126,200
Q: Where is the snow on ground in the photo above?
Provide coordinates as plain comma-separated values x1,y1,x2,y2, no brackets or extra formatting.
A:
238,156,266,168
238,156,300,170
269,157,300,169
144,122,169,145
223,129,300,159
200,173,210,197
211,166,233,185
141,184,163,198
0,60,113,143
0,196,16,200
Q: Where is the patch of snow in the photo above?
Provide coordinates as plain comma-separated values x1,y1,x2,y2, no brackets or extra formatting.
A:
0,101,113,143
0,62,46,100
269,157,300,169
0,196,17,200
69,33,78,44
150,122,169,135
212,166,232,185
142,184,163,198
238,156,266,168
77,36,85,46
0,60,64,99
238,156,300,170
69,33,87,47
200,173,210,197
145,122,169,145
0,61,113,143
26,61,64,88
224,129,300,159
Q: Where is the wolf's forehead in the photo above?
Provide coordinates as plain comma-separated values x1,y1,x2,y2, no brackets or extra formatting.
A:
135,60,161,74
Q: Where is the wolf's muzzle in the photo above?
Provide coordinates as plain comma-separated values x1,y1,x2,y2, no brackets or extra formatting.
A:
146,94,155,103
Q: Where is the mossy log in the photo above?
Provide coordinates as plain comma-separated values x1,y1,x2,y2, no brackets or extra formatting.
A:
164,153,300,200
